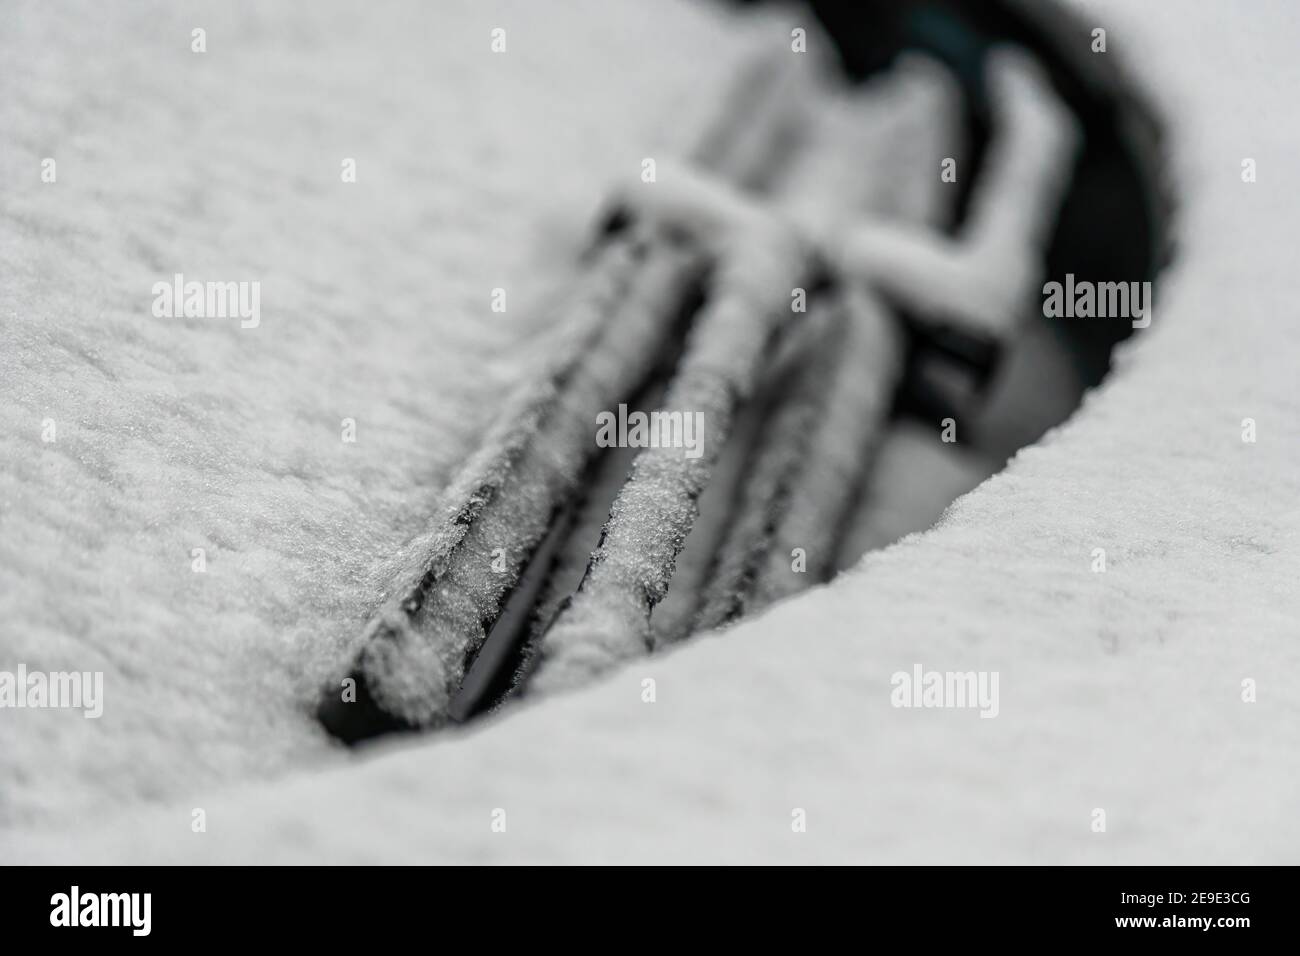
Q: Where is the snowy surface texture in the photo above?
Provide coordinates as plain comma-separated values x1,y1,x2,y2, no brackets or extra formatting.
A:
0,0,779,832
5,0,1300,863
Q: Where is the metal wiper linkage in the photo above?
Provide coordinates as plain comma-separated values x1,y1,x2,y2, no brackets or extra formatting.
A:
317,45,1079,744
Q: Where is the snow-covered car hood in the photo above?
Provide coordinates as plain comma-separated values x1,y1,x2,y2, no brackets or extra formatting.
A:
3,0,1298,863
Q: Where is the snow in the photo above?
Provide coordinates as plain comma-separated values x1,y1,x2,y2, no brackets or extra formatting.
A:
346,234,705,731
5,0,1300,863
832,49,1080,339
531,232,808,692
0,0,787,828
